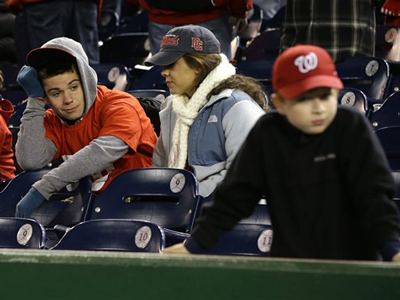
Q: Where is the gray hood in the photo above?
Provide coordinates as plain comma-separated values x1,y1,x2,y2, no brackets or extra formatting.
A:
27,37,98,115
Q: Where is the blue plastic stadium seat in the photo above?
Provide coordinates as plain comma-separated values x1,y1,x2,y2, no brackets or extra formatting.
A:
207,223,273,256
52,219,165,252
370,91,400,130
235,59,274,97
194,200,273,256
338,87,369,115
84,168,201,245
98,9,120,43
128,89,169,99
369,92,400,169
100,33,149,68
129,65,167,91
92,63,130,91
236,28,281,62
335,56,390,101
0,217,46,249
0,168,93,228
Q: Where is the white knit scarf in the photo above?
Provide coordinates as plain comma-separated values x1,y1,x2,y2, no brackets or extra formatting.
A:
168,54,236,168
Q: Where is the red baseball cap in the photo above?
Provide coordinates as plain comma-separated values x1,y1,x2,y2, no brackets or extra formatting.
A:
272,45,343,99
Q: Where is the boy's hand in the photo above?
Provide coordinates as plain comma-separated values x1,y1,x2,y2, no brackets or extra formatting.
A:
162,243,191,254
17,65,45,99
15,187,46,218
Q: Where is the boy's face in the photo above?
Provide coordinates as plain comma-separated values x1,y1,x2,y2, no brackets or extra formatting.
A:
273,88,339,135
42,67,85,121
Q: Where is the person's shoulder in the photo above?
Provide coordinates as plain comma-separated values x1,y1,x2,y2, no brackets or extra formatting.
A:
335,105,368,124
254,110,282,128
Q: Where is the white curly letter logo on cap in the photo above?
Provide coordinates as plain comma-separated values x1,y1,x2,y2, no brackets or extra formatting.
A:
294,52,318,74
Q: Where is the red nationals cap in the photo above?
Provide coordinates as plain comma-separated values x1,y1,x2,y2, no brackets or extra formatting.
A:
272,44,343,99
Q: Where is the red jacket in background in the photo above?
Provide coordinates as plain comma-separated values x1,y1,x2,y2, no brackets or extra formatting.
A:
128,0,252,25
0,99,15,181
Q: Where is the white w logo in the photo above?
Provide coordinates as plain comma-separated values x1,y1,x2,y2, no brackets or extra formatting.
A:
294,52,318,74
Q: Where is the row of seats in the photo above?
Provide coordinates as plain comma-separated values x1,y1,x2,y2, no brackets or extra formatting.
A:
0,167,272,256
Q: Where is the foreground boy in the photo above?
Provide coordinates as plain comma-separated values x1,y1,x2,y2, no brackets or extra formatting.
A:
164,45,400,261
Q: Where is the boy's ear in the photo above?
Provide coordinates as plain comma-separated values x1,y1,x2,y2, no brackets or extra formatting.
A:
271,93,286,115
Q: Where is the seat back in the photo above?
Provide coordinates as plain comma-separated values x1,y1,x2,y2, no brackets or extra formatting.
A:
8,100,27,127
129,65,167,91
335,56,390,100
0,168,92,227
128,89,169,99
236,28,281,62
1,65,27,105
98,9,120,42
338,87,368,114
100,33,149,68
52,219,165,252
374,126,400,170
207,223,273,256
0,217,45,249
235,59,274,97
370,91,400,130
85,168,200,233
92,63,130,91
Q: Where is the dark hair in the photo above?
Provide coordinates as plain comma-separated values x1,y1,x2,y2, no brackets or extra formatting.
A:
37,55,78,80
182,53,221,88
209,75,268,110
183,53,268,110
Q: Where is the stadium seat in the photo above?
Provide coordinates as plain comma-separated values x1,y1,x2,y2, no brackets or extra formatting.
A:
194,200,272,256
84,168,201,243
236,28,281,62
370,91,400,130
235,59,274,96
92,63,130,91
207,223,273,256
335,56,390,100
98,9,120,43
237,4,264,49
338,87,369,115
1,65,27,105
0,217,46,249
128,89,169,99
51,219,165,252
118,9,149,34
100,33,149,68
129,65,167,91
0,168,93,228
8,100,27,127
373,126,400,170
369,92,400,169
392,171,400,212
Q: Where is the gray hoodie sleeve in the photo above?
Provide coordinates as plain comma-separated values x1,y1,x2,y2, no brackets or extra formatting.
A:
15,98,58,170
33,135,129,200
